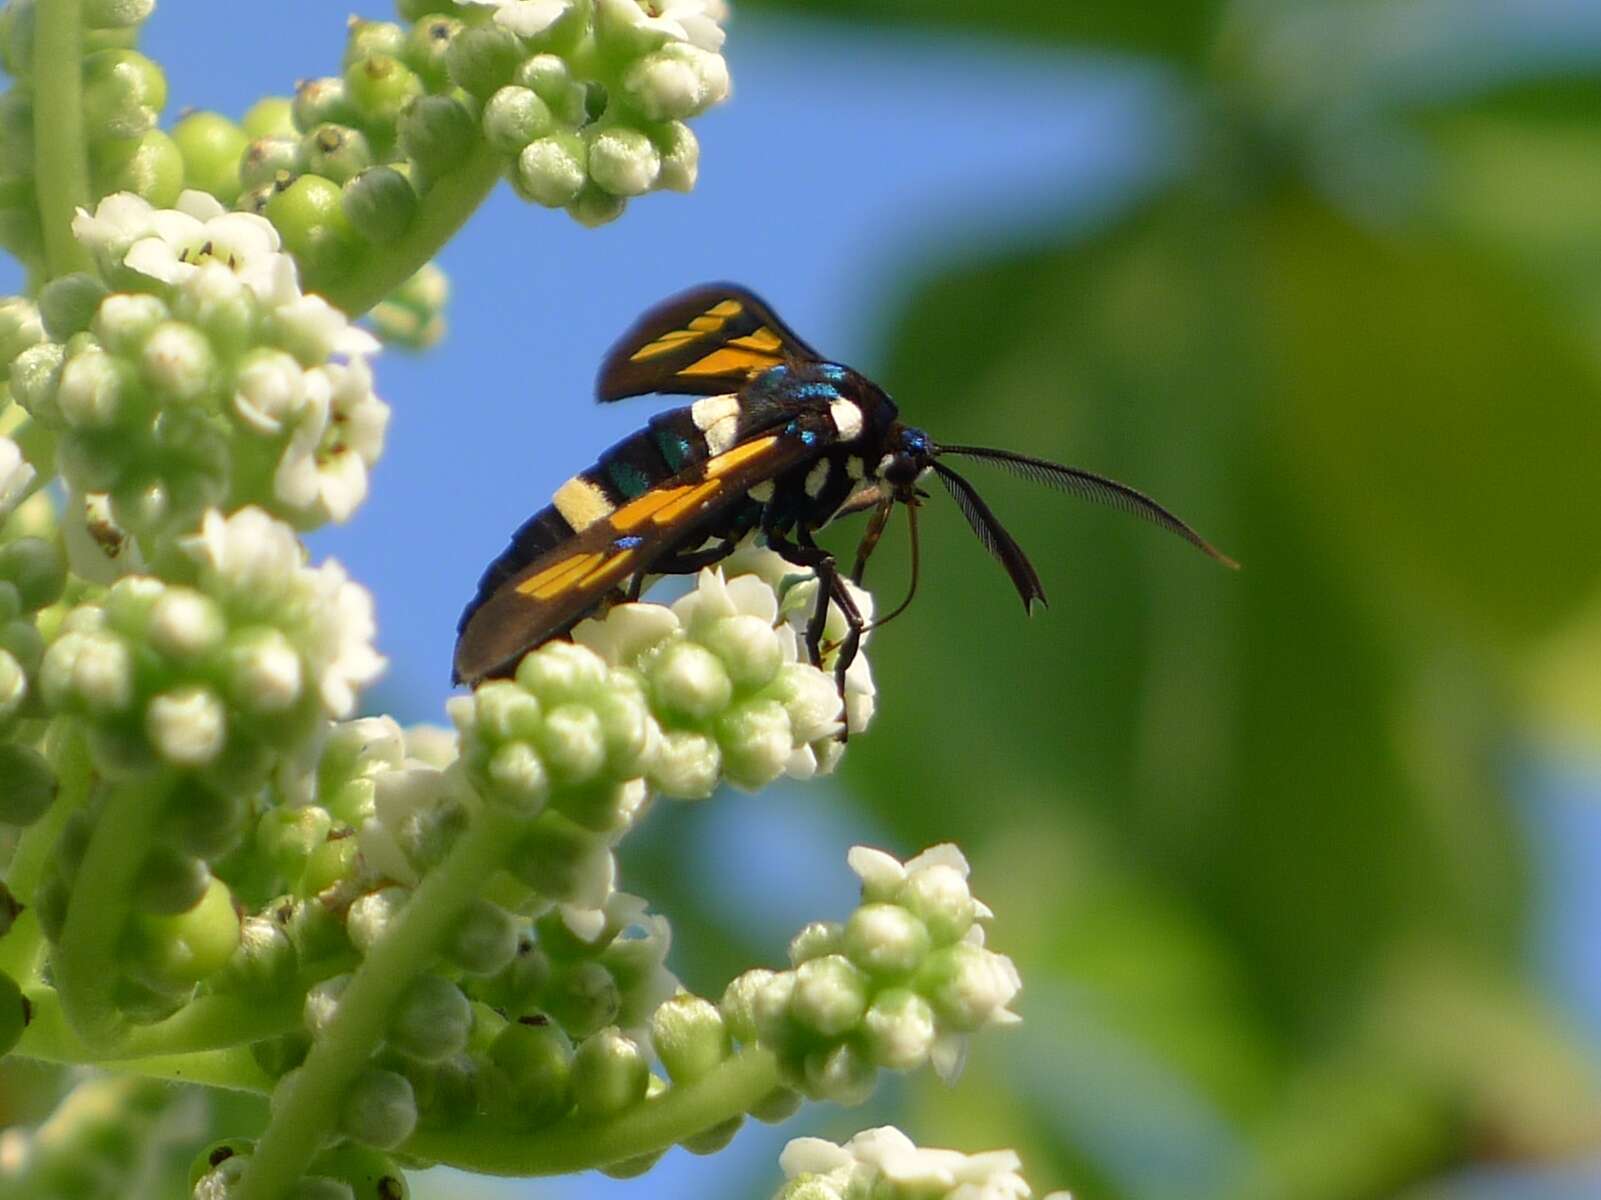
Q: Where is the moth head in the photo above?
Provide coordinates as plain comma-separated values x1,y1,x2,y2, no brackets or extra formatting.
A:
878,424,937,501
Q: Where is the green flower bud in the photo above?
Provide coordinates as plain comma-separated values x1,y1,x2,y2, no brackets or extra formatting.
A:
622,44,728,122
92,127,183,206
127,874,241,988
84,0,154,28
244,96,296,138
515,639,608,704
168,774,252,861
716,699,794,790
843,903,930,981
133,845,210,914
298,829,355,892
445,23,523,99
486,739,550,813
538,702,607,784
600,1148,668,1180
681,1114,743,1155
396,0,456,20
572,1026,649,1118
82,49,166,140
514,54,586,125
347,885,409,954
0,295,43,368
446,897,518,975
480,939,550,1014
253,1030,311,1080
398,95,476,177
147,684,228,766
340,1068,417,1149
920,942,1020,1034
293,77,359,134
513,132,586,207
390,975,471,1062
748,1085,802,1124
265,174,360,285
343,54,423,127
0,1,36,78
0,538,63,613
900,862,977,946
648,727,720,799
141,319,219,405
404,17,461,91
240,134,306,190
90,292,167,356
788,921,843,966
343,167,418,243
368,262,447,350
0,741,54,824
720,968,774,1045
650,992,729,1083
304,124,375,185
344,19,408,66
190,1138,254,1192
862,988,936,1070
172,110,249,204
482,85,553,154
211,915,298,996
487,1018,575,1129
0,89,33,166
802,1041,874,1106
38,273,110,341
565,181,627,228
258,804,333,883
288,1177,354,1200
305,974,351,1038
55,344,132,430
309,1143,409,1200
10,341,63,421
475,679,542,741
792,954,869,1038
650,641,731,722
545,958,620,1036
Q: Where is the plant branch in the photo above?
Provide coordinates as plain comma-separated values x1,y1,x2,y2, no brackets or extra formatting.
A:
405,1048,783,1176
234,800,523,1200
31,0,95,277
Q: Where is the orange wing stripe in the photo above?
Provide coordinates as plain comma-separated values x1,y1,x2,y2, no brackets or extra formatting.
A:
578,549,637,588
681,346,771,378
518,551,604,600
652,479,723,525
705,435,780,478
730,329,782,353
612,484,694,531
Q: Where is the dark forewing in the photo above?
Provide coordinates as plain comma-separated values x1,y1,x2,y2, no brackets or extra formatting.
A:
454,425,835,684
596,283,823,402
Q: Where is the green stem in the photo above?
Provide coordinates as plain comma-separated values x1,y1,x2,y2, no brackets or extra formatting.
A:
17,1018,276,1092
406,1047,782,1176
19,983,303,1062
32,0,95,278
319,141,501,317
6,719,93,906
235,802,524,1200
54,770,171,1047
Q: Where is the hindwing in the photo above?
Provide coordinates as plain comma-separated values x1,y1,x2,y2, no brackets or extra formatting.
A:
596,283,823,402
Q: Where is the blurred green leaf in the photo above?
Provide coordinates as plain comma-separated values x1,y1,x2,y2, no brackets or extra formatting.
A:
735,0,1226,66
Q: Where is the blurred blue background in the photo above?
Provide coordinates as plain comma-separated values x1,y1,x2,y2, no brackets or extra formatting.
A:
121,1,1601,1197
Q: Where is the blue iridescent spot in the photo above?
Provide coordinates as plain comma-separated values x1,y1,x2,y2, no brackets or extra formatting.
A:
606,460,651,499
759,364,788,384
819,363,848,381
902,428,931,453
800,429,820,446
613,535,644,550
791,382,840,403
654,428,692,471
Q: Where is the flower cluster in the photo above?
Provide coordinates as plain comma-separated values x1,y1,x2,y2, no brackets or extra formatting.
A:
777,1126,1060,1200
9,191,386,544
460,0,730,225
38,506,383,778
722,845,1020,1104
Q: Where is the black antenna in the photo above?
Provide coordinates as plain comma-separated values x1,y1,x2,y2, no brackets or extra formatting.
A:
932,462,1047,610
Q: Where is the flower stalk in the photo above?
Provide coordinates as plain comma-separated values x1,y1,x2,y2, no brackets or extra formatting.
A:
31,0,93,275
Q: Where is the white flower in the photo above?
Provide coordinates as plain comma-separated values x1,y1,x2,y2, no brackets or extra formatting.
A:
273,357,389,524
780,1127,1041,1200
0,436,36,524
603,0,728,51
77,190,285,296
458,0,574,37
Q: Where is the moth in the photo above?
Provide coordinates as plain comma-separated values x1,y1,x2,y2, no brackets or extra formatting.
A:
454,283,1234,691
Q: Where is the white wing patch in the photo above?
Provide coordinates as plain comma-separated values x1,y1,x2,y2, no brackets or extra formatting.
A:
829,398,863,440
553,475,614,531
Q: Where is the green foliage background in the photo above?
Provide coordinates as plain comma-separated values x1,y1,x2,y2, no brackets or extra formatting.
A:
631,2,1601,1197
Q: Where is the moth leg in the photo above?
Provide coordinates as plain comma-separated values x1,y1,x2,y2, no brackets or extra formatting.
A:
766,526,864,740
624,534,744,601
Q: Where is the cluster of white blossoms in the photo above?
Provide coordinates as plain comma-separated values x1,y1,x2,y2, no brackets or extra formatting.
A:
777,1126,1063,1200
38,507,383,778
9,190,387,547
721,845,1019,1105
